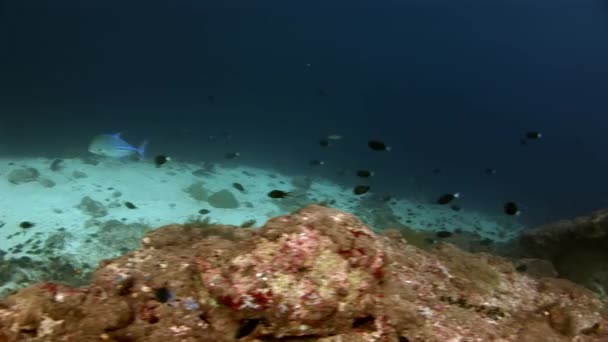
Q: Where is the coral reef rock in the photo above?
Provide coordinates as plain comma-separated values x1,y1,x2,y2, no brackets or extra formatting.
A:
519,209,608,295
0,205,606,341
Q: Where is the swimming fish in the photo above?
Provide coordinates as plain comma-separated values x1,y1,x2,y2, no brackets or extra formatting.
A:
437,193,460,205
233,183,246,192
521,131,542,145
504,202,521,216
525,131,542,139
268,190,290,198
124,201,137,209
368,140,391,151
309,160,325,166
327,134,343,140
19,221,34,229
436,230,453,238
353,185,370,195
484,168,497,175
154,155,171,168
225,152,241,159
319,139,330,147
88,133,147,159
356,170,374,178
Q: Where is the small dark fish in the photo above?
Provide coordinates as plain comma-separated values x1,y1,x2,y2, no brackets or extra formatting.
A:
318,88,328,96
436,230,453,238
480,238,494,246
240,219,256,228
154,155,170,168
525,131,542,140
268,190,290,198
450,204,461,211
437,193,460,205
225,152,241,159
520,138,528,146
432,168,441,174
207,95,215,102
125,201,137,209
235,319,260,339
382,195,392,202
504,201,520,216
19,221,34,229
198,209,210,215
484,168,497,175
50,159,64,172
309,160,325,166
356,170,374,178
424,238,436,244
233,182,246,192
319,139,330,147
353,185,370,195
368,140,391,151
154,287,172,303
515,264,527,272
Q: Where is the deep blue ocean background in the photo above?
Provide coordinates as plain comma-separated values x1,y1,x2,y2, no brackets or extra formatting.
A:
0,0,607,226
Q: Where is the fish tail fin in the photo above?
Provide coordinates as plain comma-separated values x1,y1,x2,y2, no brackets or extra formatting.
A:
137,140,148,160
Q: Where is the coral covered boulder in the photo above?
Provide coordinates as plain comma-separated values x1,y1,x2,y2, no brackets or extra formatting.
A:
518,209,608,294
0,205,606,341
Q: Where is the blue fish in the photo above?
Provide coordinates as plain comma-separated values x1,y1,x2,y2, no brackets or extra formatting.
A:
88,133,147,159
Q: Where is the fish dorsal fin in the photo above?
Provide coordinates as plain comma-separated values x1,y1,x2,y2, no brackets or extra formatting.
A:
112,132,123,138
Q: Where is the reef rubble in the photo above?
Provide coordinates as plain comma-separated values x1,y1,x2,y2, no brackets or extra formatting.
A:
0,205,606,341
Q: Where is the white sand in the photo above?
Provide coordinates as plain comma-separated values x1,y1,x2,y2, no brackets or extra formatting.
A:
0,156,525,295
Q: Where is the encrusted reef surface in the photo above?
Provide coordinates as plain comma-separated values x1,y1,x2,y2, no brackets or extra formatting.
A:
518,209,608,296
0,205,606,341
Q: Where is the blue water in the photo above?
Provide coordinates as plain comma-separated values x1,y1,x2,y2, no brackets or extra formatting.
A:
0,0,607,226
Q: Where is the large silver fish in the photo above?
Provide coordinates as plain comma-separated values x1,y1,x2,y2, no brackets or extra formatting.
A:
88,133,147,159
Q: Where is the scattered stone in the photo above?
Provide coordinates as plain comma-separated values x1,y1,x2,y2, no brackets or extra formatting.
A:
183,181,208,202
7,168,39,184
291,175,313,189
80,155,99,165
77,196,108,217
49,159,64,172
208,189,239,209
38,178,56,188
72,171,88,179
198,209,210,215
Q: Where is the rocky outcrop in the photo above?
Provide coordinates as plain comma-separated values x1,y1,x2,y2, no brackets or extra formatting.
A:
518,209,608,295
0,205,606,341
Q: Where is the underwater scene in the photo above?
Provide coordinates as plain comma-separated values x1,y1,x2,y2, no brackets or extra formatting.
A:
0,0,608,341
